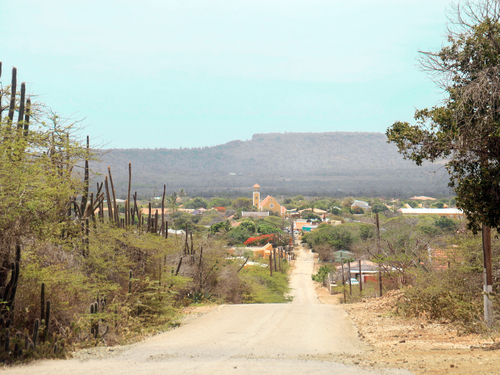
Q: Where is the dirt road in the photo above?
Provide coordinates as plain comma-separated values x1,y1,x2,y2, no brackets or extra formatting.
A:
5,248,411,375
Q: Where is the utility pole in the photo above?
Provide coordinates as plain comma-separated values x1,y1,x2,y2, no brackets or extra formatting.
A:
376,212,383,297
483,225,493,326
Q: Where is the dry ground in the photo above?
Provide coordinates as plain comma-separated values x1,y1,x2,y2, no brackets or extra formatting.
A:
315,283,500,374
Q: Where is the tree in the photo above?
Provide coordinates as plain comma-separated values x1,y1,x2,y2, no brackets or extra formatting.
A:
239,220,256,233
359,224,375,241
208,197,231,209
386,0,500,233
210,220,231,234
352,206,364,215
328,206,342,215
303,224,354,250
434,216,459,231
184,197,208,209
372,203,388,214
232,197,252,210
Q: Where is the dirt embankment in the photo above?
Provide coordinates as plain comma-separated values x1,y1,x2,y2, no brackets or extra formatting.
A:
315,283,500,374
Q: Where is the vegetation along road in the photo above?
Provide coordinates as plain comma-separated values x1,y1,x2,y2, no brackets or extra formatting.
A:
6,247,411,375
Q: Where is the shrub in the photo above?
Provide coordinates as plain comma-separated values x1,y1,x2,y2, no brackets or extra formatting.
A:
396,269,483,333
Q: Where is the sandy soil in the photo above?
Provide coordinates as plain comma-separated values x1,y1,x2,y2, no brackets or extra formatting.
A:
315,283,500,374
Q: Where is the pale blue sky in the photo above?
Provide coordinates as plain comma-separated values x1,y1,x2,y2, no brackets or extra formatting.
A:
2,0,451,149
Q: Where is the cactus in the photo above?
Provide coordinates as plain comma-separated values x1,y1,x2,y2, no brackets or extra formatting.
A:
44,301,51,342
40,283,45,323
33,319,39,347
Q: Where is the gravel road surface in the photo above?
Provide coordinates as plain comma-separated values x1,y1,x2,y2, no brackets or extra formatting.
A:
4,247,412,375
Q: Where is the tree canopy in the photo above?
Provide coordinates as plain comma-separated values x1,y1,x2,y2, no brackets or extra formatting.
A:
386,0,500,232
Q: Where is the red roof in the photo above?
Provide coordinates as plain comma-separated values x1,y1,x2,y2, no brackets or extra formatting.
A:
253,184,260,188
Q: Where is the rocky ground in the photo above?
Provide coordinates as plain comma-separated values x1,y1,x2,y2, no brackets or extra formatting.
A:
316,284,500,374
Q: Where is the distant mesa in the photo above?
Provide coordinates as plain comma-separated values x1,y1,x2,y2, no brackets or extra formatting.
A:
90,132,451,197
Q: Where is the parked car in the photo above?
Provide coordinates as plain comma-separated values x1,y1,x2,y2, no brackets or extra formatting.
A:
349,278,359,285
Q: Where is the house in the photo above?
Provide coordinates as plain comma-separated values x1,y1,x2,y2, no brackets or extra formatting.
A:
252,184,285,216
351,200,371,210
298,208,328,215
399,207,465,219
337,260,380,283
410,196,437,201
227,242,274,259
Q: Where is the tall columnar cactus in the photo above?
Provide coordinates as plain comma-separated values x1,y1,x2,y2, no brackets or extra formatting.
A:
80,136,90,218
1,245,21,326
7,67,17,125
40,283,45,323
33,319,40,348
44,301,51,342
16,82,26,130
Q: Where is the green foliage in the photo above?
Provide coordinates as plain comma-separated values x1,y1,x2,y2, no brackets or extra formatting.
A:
256,223,282,235
372,203,388,213
208,197,231,209
303,224,354,250
312,265,332,283
396,270,483,333
209,220,231,234
359,224,375,241
232,197,252,210
386,3,500,233
352,206,364,214
434,216,458,231
328,206,342,215
238,220,257,233
183,197,208,209
228,227,253,245
301,211,321,221
239,264,291,303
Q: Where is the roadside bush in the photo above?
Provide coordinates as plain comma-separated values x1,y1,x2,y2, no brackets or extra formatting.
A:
239,263,291,303
312,265,332,284
396,269,483,333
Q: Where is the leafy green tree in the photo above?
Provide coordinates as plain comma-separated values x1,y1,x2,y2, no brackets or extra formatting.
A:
372,203,388,214
352,206,364,215
208,197,231,209
304,224,354,250
184,197,208,209
328,206,342,215
301,211,321,221
359,224,375,241
239,220,257,233
386,1,500,233
0,101,86,285
257,223,282,235
228,227,253,245
232,197,252,210
434,216,458,231
210,220,231,234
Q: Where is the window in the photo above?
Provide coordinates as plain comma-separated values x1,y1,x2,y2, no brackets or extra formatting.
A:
270,204,274,208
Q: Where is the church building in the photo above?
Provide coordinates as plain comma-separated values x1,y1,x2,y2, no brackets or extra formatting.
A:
252,184,285,216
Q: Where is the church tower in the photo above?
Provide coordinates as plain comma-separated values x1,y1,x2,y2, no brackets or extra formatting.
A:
252,184,260,209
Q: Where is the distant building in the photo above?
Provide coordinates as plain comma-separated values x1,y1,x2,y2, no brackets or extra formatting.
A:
410,196,437,201
351,200,371,210
252,184,286,216
399,208,464,219
242,211,269,218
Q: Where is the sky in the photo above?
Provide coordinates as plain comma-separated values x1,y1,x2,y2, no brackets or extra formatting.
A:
1,0,453,149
